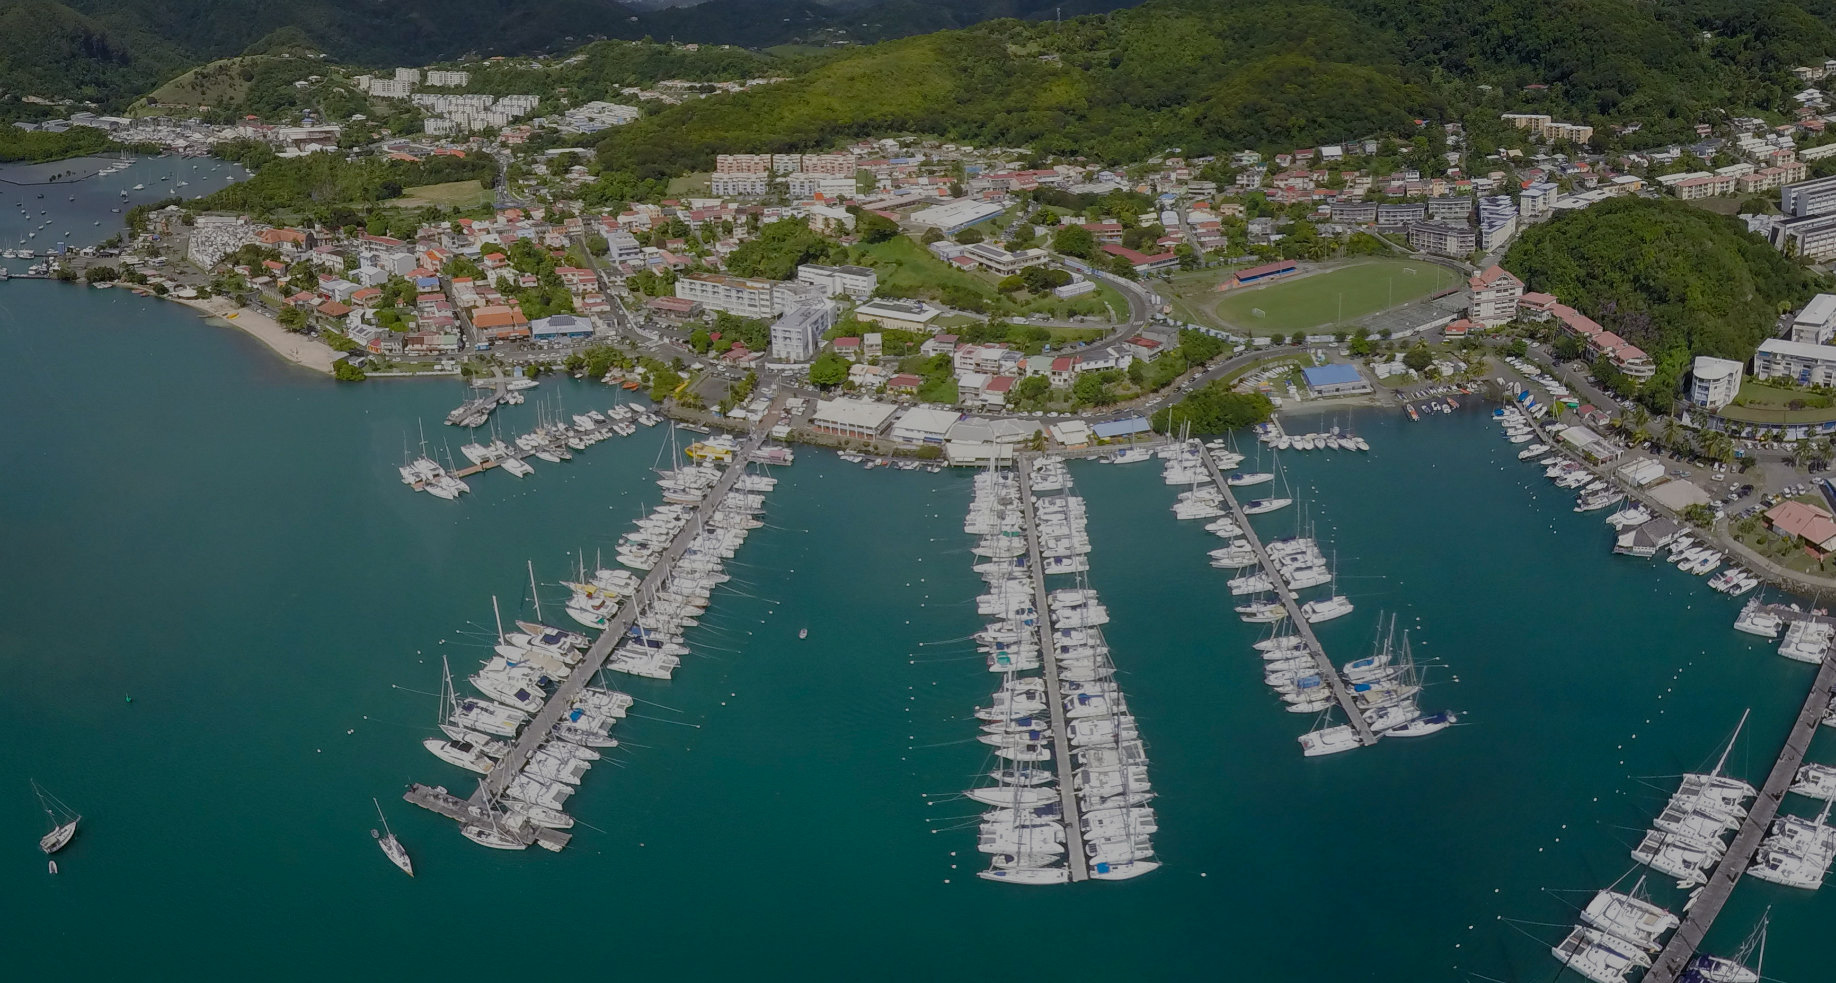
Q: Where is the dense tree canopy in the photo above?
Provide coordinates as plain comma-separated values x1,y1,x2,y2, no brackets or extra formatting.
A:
1505,197,1827,405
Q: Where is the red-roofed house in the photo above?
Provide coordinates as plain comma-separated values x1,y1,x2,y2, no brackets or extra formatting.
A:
1767,500,1836,554
887,373,923,394
1099,243,1179,275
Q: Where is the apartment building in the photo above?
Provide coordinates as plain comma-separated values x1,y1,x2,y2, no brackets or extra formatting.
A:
795,264,877,301
1407,221,1476,257
1468,265,1524,328
675,272,779,319
1754,337,1836,386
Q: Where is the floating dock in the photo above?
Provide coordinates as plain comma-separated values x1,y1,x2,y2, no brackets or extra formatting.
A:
1015,463,1089,882
1194,444,1378,747
401,782,570,851
1645,639,1836,982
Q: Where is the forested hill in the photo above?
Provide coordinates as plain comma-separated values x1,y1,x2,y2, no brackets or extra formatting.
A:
592,0,1836,180
1505,197,1826,406
0,0,1132,108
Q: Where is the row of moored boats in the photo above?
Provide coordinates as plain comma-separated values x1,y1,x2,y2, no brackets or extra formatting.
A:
416,446,774,848
960,458,1158,883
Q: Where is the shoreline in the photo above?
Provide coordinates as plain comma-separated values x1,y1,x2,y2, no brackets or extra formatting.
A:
170,295,338,374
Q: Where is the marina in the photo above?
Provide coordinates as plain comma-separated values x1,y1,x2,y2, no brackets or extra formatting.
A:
1186,441,1380,750
403,396,786,845
18,283,1836,981
1644,646,1836,983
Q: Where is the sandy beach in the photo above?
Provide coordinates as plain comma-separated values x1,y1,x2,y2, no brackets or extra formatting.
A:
175,296,338,374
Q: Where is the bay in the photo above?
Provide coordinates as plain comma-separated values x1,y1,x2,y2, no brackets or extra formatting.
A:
1,277,1831,979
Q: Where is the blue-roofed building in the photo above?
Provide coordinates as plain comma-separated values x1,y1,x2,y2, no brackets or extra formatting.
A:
1301,363,1372,397
1092,417,1152,439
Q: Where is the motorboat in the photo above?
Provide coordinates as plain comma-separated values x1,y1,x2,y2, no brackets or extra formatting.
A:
1298,724,1362,756
1300,595,1353,623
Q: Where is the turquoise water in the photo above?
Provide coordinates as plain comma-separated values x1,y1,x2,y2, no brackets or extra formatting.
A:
0,155,248,271
2,278,1833,979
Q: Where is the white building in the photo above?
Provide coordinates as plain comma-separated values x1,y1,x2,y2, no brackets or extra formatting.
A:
1689,356,1744,410
769,300,835,362
795,264,877,302
909,198,1004,234
1782,174,1836,218
1467,265,1524,328
809,398,898,439
1791,294,1836,344
961,242,1049,276
675,273,779,320
425,70,471,87
1753,337,1836,386
854,298,941,333
710,172,771,197
394,67,421,84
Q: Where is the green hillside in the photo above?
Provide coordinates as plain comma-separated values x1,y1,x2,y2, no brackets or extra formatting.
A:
592,0,1836,183
1504,197,1827,407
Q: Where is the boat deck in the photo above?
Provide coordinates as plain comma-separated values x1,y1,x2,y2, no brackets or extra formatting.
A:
1645,638,1836,982
1015,464,1090,882
1194,445,1379,748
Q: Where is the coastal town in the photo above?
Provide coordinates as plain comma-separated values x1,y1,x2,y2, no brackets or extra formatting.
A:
20,20,1836,981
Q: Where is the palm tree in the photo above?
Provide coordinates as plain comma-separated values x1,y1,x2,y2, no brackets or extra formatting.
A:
1663,418,1684,452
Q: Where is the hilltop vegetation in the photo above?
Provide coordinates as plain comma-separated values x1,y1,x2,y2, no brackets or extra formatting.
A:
193,147,495,223
0,0,1127,112
591,0,1836,184
1505,197,1826,407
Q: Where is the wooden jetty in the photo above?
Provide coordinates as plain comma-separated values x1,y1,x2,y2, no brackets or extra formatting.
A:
1194,445,1379,747
1015,464,1090,882
1644,643,1836,982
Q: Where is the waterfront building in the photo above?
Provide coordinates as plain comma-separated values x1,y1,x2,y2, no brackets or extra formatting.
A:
1767,501,1836,553
1301,363,1373,397
1689,356,1744,410
809,397,898,439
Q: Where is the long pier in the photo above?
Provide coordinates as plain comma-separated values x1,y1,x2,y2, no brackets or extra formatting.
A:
1194,445,1379,747
404,397,784,843
470,402,781,808
1645,644,1836,982
1015,464,1090,881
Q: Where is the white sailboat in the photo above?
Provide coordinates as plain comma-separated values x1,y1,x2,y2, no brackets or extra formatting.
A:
371,797,413,876
32,781,79,855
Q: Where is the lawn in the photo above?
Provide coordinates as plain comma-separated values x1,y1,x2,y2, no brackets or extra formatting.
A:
854,235,1119,322
667,172,712,196
1210,259,1462,335
393,180,493,210
1718,379,1836,424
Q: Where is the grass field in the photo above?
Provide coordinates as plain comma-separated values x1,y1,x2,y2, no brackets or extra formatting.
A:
666,172,713,196
393,180,493,210
1208,259,1462,334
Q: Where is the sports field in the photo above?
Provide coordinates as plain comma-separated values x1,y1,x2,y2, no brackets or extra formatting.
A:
1211,259,1462,334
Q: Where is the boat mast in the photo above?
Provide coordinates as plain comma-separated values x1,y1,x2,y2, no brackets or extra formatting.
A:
492,594,505,643
1711,708,1751,778
527,560,543,621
